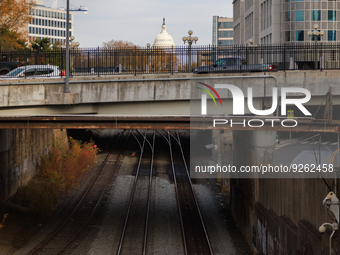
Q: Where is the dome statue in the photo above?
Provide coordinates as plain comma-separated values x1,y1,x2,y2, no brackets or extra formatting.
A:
153,18,176,48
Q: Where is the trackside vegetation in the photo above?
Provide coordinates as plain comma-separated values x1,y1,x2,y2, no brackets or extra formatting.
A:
11,137,99,215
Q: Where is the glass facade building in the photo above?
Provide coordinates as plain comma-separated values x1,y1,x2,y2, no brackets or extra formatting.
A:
212,16,234,46
233,0,340,44
280,0,338,42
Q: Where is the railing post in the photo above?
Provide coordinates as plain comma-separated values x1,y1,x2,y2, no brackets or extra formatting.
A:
97,46,100,77
320,42,323,71
88,51,90,74
171,45,173,75
283,43,286,72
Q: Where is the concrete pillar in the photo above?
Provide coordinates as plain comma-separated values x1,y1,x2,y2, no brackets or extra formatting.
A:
0,130,11,201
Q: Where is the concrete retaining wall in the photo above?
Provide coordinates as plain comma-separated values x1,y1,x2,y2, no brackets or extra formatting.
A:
231,130,340,254
0,129,67,201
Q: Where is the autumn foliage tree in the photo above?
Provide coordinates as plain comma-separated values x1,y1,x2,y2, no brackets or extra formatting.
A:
0,0,35,50
101,40,180,73
103,40,135,49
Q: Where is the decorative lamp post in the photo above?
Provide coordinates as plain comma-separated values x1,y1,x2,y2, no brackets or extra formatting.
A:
307,24,324,70
146,43,151,73
69,36,79,74
69,35,80,49
182,30,198,71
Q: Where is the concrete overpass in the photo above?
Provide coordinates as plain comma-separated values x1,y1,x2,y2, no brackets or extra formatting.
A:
0,71,340,131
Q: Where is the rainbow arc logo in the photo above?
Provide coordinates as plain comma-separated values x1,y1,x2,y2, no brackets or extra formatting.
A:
196,82,222,106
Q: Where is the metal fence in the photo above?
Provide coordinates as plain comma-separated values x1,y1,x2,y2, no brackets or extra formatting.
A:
1,43,340,77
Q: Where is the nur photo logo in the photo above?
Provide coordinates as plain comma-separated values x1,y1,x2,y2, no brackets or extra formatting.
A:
196,82,222,115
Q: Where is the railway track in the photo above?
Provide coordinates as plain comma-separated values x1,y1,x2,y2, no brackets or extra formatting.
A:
158,130,213,255
116,130,155,255
26,129,213,255
27,131,128,255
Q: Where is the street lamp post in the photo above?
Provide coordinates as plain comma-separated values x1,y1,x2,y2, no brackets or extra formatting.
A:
146,43,151,73
182,30,198,72
65,0,70,93
307,24,324,70
69,36,79,74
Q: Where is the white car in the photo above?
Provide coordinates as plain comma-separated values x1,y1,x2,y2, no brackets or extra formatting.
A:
0,65,64,79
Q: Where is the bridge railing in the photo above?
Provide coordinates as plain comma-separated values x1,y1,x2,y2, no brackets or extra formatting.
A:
1,43,340,77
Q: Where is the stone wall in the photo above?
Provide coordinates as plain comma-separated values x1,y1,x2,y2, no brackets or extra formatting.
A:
0,129,67,201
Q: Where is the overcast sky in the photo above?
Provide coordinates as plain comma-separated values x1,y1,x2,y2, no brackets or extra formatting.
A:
43,0,233,48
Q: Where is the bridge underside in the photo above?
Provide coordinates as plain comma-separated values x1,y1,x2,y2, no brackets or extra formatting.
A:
0,115,339,132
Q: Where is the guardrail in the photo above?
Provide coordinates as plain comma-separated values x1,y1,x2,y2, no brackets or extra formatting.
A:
1,43,339,77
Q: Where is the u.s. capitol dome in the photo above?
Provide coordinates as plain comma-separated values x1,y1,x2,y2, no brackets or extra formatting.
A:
153,18,176,48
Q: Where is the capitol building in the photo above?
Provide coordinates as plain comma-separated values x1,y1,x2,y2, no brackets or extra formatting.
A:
152,18,176,48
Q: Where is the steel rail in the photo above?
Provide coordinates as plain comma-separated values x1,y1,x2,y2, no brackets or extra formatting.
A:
175,130,213,254
156,129,188,255
28,130,126,255
167,130,214,255
58,132,130,254
137,130,156,255
116,130,148,255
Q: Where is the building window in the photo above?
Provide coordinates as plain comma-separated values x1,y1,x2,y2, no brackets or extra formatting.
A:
218,40,233,46
285,31,290,41
296,11,304,21
311,10,321,21
218,31,234,37
328,30,336,41
285,11,290,21
296,0,303,2
296,30,304,41
328,10,336,21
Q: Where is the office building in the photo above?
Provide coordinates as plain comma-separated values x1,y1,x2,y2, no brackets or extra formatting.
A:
28,0,74,44
233,0,339,44
212,16,234,46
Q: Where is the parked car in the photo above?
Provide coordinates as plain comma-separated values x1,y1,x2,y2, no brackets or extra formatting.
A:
0,61,20,75
193,57,278,74
0,65,64,79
